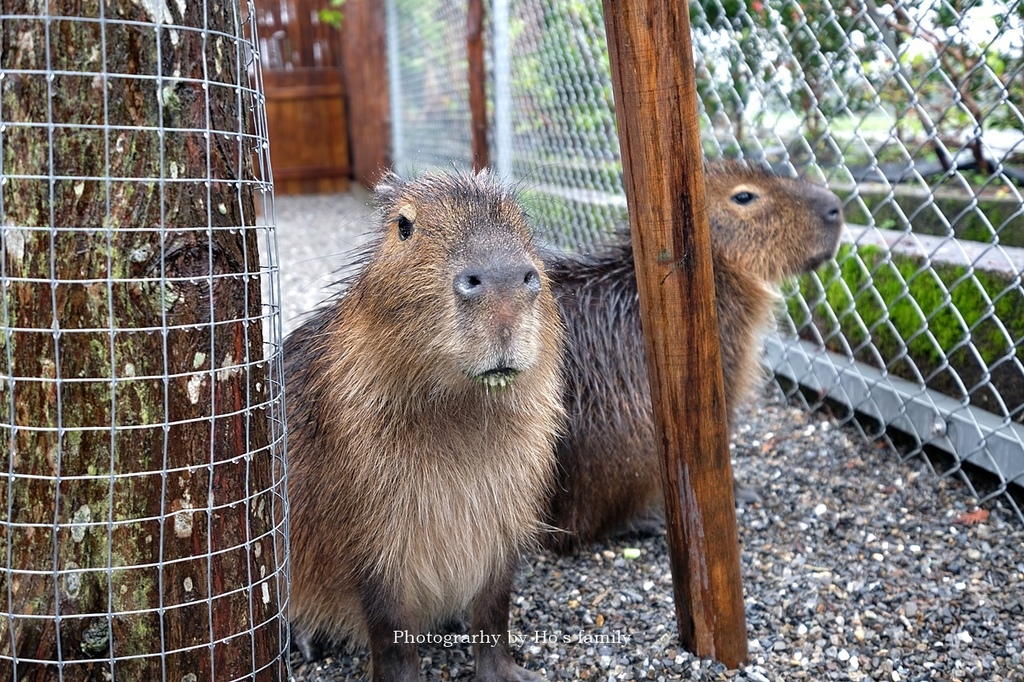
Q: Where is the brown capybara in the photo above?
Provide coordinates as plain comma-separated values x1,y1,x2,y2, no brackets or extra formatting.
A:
543,162,844,552
285,171,565,681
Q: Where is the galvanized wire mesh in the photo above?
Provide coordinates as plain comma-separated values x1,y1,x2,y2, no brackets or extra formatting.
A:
0,0,288,678
387,0,1024,523
389,0,475,175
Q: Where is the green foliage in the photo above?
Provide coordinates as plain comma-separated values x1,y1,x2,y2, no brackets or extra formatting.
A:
691,0,887,146
689,0,1023,169
869,0,1023,167
319,0,345,29
511,2,616,151
789,244,1024,377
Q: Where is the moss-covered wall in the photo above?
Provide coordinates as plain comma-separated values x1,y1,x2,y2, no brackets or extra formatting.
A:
789,244,1024,421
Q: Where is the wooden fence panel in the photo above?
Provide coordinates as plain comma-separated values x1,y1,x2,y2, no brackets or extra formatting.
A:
255,0,351,194
263,68,350,195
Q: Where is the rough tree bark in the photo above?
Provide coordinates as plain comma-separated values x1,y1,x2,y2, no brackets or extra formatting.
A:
0,2,284,680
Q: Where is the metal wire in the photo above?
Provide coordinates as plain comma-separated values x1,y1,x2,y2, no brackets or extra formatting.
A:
387,0,1024,523
389,0,475,177
0,1,288,678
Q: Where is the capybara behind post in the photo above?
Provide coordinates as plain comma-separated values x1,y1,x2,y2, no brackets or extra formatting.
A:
285,171,564,680
544,162,844,552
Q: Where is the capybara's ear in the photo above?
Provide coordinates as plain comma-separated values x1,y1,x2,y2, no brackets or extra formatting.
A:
373,172,405,206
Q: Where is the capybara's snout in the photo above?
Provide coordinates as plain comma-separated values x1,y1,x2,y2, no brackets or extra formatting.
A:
805,187,844,270
817,190,843,229
451,243,548,375
453,257,543,304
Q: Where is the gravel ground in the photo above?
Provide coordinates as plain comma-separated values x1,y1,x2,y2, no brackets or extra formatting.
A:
273,191,1024,682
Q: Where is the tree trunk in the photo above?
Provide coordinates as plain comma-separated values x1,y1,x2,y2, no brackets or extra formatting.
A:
0,2,284,680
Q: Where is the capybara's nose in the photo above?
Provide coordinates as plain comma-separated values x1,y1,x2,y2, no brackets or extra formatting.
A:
819,192,843,227
454,261,542,302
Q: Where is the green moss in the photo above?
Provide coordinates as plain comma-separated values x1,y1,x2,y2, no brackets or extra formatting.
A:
789,243,1024,398
64,430,84,462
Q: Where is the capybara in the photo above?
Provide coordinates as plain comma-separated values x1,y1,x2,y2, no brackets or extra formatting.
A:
285,171,565,680
544,162,844,551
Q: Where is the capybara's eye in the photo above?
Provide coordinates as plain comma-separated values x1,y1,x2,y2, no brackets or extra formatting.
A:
731,191,757,205
397,215,415,240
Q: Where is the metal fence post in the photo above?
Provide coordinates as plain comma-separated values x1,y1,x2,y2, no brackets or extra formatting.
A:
492,0,513,180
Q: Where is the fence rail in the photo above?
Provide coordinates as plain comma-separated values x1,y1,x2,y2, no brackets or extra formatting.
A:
387,0,1024,522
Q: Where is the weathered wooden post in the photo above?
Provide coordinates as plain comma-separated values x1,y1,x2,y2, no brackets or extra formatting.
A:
342,0,393,187
468,0,489,172
601,1,749,667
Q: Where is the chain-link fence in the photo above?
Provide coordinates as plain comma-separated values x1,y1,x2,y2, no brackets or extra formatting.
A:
1,0,288,678
388,0,475,175
387,0,1024,523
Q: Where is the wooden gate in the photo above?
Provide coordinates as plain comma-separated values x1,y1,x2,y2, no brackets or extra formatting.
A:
255,0,350,194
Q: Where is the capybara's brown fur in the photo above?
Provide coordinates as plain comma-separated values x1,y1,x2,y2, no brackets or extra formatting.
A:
285,171,564,680
544,163,843,552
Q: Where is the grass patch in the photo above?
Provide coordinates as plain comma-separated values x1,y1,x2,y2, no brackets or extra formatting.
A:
788,244,1024,418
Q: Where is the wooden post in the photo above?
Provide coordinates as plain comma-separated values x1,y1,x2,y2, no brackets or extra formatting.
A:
341,0,393,187
467,0,489,171
601,1,749,668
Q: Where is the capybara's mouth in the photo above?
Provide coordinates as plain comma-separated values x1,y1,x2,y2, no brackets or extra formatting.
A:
475,367,519,389
803,248,838,273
